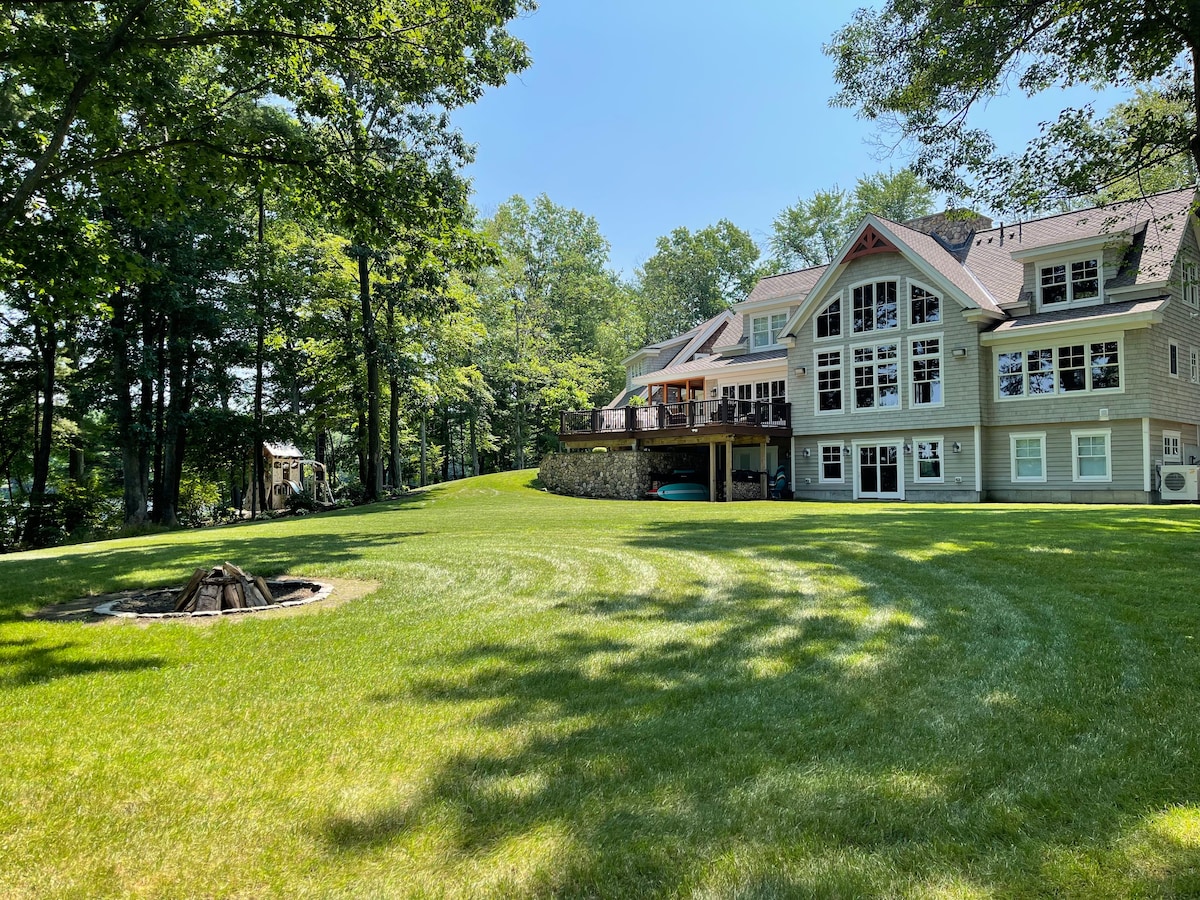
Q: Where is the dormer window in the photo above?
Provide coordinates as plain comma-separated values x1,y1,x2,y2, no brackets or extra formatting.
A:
1039,258,1099,307
751,312,787,349
852,281,897,333
815,296,841,339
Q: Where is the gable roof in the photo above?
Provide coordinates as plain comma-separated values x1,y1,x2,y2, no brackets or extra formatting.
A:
961,187,1196,303
774,187,1197,341
879,218,1003,314
621,310,736,367
742,266,828,305
634,348,788,383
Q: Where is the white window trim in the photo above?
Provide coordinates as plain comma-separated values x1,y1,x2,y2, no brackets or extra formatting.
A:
1010,432,1048,484
751,311,789,350
912,435,944,484
906,279,943,329
1037,255,1104,309
994,335,1125,401
850,340,903,412
1184,260,1199,309
1163,430,1182,462
817,442,845,484
814,292,843,343
813,347,845,417
849,278,900,336
1071,428,1112,483
1191,347,1199,384
909,332,944,409
1169,341,1180,379
852,440,906,501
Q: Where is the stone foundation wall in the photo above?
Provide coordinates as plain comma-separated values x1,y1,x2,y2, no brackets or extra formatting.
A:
539,449,701,500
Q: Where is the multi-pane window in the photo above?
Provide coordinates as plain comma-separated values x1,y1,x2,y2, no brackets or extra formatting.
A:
853,343,900,409
816,350,842,413
819,444,844,483
911,338,942,406
915,440,942,482
910,284,940,325
1185,261,1199,308
1040,258,1100,306
997,341,1121,398
1164,432,1182,461
1011,433,1046,482
851,281,898,333
1073,430,1111,482
1191,348,1199,384
816,297,841,339
1170,342,1180,377
751,312,788,349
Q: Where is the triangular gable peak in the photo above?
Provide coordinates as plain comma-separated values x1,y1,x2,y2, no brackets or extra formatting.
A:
779,216,1000,341
844,224,900,261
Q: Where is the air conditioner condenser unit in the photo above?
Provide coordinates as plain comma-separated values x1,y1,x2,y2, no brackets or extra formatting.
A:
1161,464,1199,501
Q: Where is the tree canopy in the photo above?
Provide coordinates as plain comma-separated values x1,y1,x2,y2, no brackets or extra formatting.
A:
636,221,766,344
770,169,935,270
826,2,1200,213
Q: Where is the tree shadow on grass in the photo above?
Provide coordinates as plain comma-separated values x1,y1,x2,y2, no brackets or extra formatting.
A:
0,633,166,688
321,504,1200,896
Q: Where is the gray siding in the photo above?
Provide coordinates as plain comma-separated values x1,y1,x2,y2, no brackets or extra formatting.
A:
981,419,1149,502
792,426,979,502
789,252,987,440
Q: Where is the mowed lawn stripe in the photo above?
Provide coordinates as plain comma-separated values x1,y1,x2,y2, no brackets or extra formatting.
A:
3,470,1200,898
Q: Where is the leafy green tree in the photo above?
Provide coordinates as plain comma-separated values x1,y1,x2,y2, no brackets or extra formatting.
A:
637,220,764,344
479,195,638,468
849,169,935,223
0,0,531,233
769,188,851,270
770,169,935,270
826,3,1200,212
1092,82,1198,202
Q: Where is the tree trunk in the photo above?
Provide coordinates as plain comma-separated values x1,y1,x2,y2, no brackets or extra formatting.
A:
252,188,266,517
419,411,427,487
159,316,193,527
389,374,401,490
442,406,450,482
358,250,382,501
110,288,148,525
23,318,56,545
151,317,166,523
138,290,155,518
470,408,478,477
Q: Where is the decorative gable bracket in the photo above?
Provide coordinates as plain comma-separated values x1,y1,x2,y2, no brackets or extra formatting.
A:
845,225,900,261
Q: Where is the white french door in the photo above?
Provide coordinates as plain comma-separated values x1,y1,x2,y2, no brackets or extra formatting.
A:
855,443,904,500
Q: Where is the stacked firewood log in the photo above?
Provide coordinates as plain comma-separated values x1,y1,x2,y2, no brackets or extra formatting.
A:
173,563,276,613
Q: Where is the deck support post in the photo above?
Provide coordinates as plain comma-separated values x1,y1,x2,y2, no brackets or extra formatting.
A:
725,437,734,502
709,440,717,502
760,440,768,499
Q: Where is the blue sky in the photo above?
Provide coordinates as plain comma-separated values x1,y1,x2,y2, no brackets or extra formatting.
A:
453,1,1124,279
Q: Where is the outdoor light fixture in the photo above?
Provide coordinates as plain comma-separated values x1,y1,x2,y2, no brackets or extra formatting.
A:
802,447,811,457
952,347,968,358
952,441,962,453
795,366,807,376
843,446,851,457
710,387,718,397
903,443,912,454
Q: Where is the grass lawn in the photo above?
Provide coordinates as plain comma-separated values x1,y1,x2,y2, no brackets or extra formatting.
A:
4,471,1200,898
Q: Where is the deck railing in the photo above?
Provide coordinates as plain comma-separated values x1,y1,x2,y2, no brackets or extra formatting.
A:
560,399,790,437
